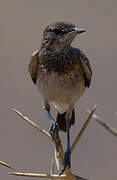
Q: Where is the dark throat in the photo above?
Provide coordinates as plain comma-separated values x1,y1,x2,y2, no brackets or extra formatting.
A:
39,46,77,74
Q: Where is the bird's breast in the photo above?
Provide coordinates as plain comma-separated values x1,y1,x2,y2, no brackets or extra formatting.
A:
36,65,85,112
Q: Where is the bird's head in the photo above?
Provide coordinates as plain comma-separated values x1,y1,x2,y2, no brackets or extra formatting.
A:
41,22,86,49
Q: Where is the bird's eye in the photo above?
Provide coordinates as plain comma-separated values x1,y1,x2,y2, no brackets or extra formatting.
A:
48,28,70,35
52,29,63,35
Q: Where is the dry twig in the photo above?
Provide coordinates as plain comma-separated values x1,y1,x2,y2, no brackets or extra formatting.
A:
9,172,66,179
12,108,51,139
96,119,117,137
55,148,60,171
71,104,98,153
86,109,117,137
1,105,97,180
9,171,87,180
0,161,16,171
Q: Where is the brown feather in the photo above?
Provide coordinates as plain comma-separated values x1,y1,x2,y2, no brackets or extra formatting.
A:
28,50,39,84
57,109,75,132
77,49,92,88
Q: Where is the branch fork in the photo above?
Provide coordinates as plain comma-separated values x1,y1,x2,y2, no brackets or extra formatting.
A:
0,104,98,180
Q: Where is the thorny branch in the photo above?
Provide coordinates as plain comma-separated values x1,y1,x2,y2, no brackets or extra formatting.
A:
0,104,98,180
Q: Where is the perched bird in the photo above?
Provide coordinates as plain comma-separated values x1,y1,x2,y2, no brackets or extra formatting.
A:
28,22,92,174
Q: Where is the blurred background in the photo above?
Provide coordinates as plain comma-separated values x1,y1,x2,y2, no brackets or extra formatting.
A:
0,0,117,179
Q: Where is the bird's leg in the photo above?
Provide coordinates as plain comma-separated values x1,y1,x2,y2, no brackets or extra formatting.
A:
59,119,71,175
45,109,59,138
59,108,73,175
43,102,59,138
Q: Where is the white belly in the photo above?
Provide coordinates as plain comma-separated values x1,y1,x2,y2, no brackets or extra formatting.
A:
37,72,85,112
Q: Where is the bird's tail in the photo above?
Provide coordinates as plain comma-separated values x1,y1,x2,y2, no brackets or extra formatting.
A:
56,109,75,132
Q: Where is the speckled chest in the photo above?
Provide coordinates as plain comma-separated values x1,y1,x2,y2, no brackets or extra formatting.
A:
36,47,86,110
38,47,82,73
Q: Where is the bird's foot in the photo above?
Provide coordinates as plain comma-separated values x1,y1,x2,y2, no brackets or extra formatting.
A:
59,149,71,175
49,120,59,139
45,108,59,139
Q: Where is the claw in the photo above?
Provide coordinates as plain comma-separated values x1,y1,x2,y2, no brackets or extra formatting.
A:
45,109,59,139
59,149,71,175
49,121,59,139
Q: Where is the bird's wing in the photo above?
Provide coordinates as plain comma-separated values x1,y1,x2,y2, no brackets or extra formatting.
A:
28,50,39,85
79,51,92,88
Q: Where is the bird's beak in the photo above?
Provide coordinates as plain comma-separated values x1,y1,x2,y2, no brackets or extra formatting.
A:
73,27,86,34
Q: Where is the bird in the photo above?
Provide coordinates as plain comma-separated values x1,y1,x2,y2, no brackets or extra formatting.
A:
28,21,92,174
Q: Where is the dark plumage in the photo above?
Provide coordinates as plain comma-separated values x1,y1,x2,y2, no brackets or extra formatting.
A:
57,109,75,132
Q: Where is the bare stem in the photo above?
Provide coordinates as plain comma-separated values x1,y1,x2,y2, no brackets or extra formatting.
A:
86,109,117,137
9,172,87,180
9,172,66,179
10,105,96,180
0,161,16,171
71,104,98,153
96,119,117,137
12,108,51,139
55,148,60,171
